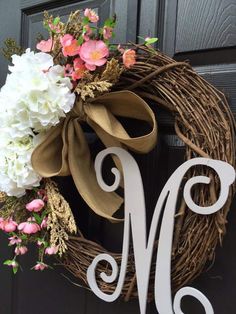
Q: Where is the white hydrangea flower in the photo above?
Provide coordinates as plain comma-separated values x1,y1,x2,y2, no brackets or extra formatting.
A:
0,49,75,136
0,49,75,196
0,132,42,197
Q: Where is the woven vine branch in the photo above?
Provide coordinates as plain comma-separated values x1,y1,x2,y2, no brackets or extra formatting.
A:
61,47,236,300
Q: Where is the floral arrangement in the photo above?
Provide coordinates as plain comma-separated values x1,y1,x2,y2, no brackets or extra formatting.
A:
0,9,158,274
0,8,234,305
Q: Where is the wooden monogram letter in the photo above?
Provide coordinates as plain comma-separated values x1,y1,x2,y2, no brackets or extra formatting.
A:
87,147,235,314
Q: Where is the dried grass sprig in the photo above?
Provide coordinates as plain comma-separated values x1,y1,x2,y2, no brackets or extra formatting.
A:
45,179,77,256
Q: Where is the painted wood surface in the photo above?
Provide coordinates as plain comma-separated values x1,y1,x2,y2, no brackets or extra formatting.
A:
0,0,236,313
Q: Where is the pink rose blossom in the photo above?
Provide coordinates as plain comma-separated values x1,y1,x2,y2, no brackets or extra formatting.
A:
84,8,99,23
4,219,18,233
122,49,136,68
45,246,58,255
79,40,109,71
18,218,41,234
26,199,45,212
60,34,80,57
103,26,113,40
9,236,22,246
15,246,28,256
36,38,54,52
33,262,48,271
71,58,86,80
40,218,48,229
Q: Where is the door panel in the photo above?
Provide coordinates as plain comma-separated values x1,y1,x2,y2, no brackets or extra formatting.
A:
20,0,138,49
176,0,236,52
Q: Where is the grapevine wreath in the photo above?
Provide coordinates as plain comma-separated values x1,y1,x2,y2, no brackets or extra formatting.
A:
0,9,235,301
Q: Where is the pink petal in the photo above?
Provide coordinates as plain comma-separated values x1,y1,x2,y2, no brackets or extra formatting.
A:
94,58,107,66
36,38,53,52
85,63,96,71
60,34,73,46
26,199,45,212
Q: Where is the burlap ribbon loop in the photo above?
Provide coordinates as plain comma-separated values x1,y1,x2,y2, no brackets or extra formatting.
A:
31,90,157,221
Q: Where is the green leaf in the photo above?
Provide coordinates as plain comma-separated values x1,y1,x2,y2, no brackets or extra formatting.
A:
137,36,145,41
3,259,13,265
44,241,49,247
145,37,158,45
82,17,90,25
32,213,42,225
13,266,18,274
77,35,84,46
109,44,118,51
104,18,116,28
41,210,48,220
53,17,60,25
20,234,28,240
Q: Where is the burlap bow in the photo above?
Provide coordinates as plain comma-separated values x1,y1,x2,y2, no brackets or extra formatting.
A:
31,90,157,221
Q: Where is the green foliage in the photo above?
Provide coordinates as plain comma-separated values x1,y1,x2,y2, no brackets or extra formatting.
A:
53,17,60,25
138,36,158,46
104,15,116,28
12,266,18,274
82,16,90,25
145,37,158,45
3,260,13,266
32,212,42,225
77,35,84,46
4,259,19,274
1,38,24,61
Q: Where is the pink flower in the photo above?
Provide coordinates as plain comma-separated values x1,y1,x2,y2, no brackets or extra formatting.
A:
37,239,45,246
40,218,48,229
118,44,125,54
36,38,54,52
79,40,109,71
64,64,74,77
71,58,86,80
84,8,99,23
0,217,5,230
122,49,136,68
9,236,22,246
49,22,61,33
60,34,80,57
26,199,45,212
82,24,92,41
45,246,58,255
33,262,48,271
18,218,41,234
37,189,48,202
4,219,18,233
103,26,113,40
15,246,28,256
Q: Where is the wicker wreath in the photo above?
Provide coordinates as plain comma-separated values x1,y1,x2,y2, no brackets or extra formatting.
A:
60,46,236,301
